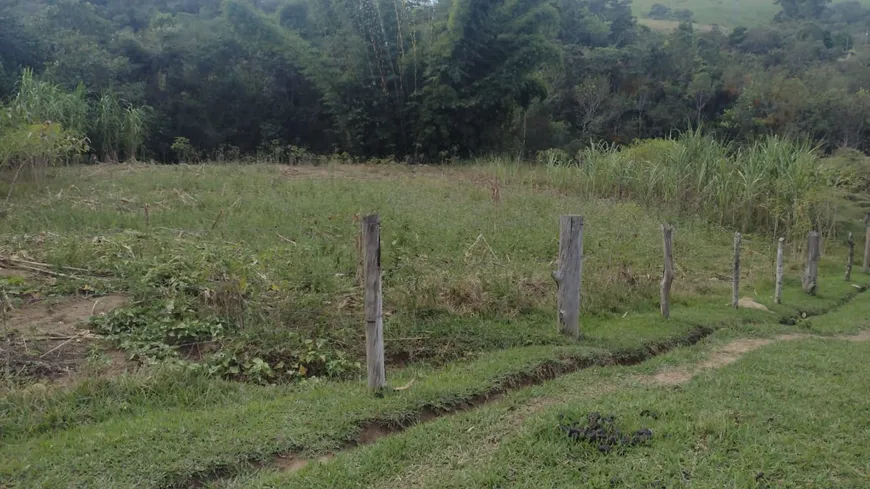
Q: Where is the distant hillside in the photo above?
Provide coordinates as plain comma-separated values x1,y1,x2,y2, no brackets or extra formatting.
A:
633,0,870,28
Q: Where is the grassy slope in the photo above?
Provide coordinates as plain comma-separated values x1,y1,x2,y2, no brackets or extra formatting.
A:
0,161,867,488
632,0,870,28
229,298,870,489
632,0,779,27
0,162,798,369
0,270,865,488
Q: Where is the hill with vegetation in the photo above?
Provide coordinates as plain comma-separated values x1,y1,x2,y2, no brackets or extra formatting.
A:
3,0,870,163
3,1,870,488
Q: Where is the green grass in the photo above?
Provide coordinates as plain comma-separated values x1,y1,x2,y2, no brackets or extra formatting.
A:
223,299,870,489
633,0,780,28
0,304,723,488
0,155,838,383
0,274,865,488
1,154,868,488
0,301,858,489
637,18,718,32
466,340,870,488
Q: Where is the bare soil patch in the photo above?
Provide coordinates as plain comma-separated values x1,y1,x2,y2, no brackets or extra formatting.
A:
843,330,870,342
2,294,131,380
272,455,311,472
359,423,391,445
737,297,772,312
5,294,127,335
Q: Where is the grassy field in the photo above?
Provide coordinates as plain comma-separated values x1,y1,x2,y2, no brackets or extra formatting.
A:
633,0,870,28
2,133,846,385
3,295,868,488
231,302,870,489
633,0,779,27
637,18,718,32
2,138,870,487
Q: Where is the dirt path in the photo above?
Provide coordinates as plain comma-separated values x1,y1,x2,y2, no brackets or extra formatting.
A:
649,332,870,386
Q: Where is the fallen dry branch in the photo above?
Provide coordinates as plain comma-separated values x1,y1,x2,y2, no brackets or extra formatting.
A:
276,233,298,246
209,209,225,231
0,256,115,281
384,336,428,341
393,378,416,391
4,257,92,274
0,261,79,280
38,332,93,359
28,334,102,341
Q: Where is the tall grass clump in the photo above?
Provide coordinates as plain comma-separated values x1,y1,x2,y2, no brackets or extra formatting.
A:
1,70,152,173
92,91,152,162
561,130,833,240
9,68,89,133
0,70,90,195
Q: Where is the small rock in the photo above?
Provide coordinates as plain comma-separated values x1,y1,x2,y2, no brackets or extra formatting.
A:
738,297,772,312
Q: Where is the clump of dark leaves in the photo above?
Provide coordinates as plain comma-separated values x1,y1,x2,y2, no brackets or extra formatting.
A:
639,409,659,420
558,412,653,454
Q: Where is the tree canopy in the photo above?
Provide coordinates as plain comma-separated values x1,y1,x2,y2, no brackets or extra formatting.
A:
1,0,870,162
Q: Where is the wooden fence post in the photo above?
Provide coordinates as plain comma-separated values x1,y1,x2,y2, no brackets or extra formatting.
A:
732,232,741,309
864,212,870,273
355,225,364,285
553,216,583,337
846,232,855,281
660,224,675,319
774,237,784,304
362,214,385,392
803,231,820,296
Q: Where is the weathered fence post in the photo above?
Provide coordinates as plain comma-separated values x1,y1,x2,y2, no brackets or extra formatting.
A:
864,213,870,273
774,237,784,304
660,224,675,319
355,224,364,285
846,232,855,281
362,214,385,392
553,216,583,338
732,232,741,309
803,231,820,296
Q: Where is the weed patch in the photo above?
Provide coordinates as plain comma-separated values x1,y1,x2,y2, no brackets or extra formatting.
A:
2,162,809,385
558,412,654,454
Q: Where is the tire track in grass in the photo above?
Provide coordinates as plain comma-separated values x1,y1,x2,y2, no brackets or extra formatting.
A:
364,331,870,489
183,289,870,489
179,326,714,488
648,331,870,386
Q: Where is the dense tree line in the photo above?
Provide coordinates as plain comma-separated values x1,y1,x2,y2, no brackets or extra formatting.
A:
2,0,870,162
